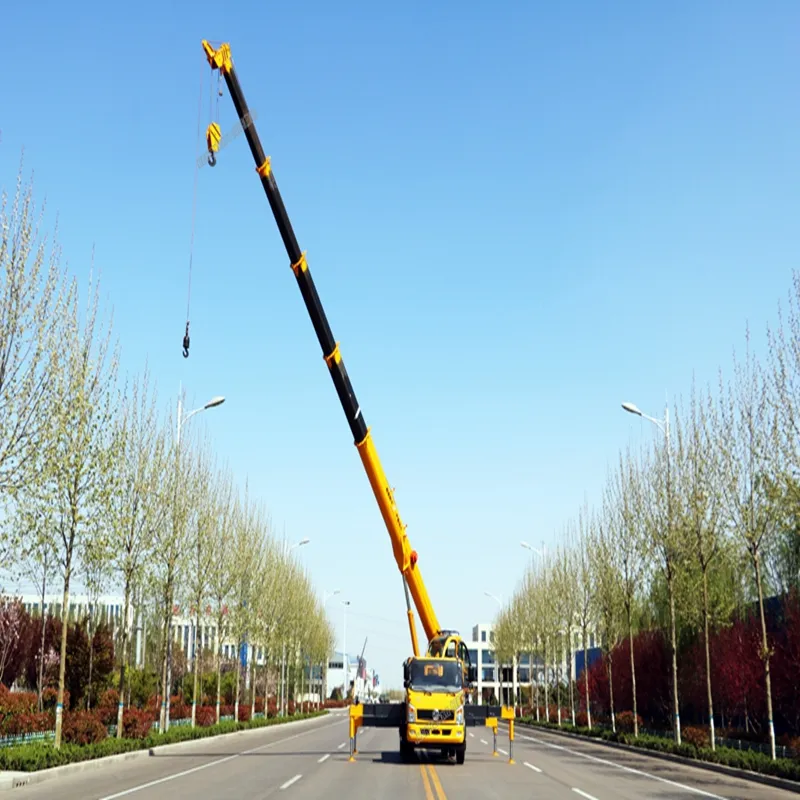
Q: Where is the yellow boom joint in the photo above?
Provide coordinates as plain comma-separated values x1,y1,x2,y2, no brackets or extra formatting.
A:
202,40,233,74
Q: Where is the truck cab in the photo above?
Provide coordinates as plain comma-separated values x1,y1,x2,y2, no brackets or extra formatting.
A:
426,630,477,687
400,656,471,764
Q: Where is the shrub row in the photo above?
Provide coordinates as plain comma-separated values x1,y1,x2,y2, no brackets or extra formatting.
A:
517,716,800,784
0,709,329,772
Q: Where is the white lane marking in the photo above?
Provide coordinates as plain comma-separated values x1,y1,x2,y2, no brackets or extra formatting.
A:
337,742,346,749
468,732,474,738
480,738,488,745
498,747,508,755
280,774,302,790
518,733,728,799
318,753,330,763
97,719,342,799
524,761,542,772
572,790,598,800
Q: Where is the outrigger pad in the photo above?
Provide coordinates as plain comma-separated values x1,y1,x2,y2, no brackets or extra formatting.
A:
359,703,405,728
464,705,502,726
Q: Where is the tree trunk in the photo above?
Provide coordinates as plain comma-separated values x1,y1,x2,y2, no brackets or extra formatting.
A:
86,604,95,710
582,624,591,729
627,603,639,737
234,642,241,722
702,567,716,750
192,614,200,727
250,651,256,719
668,574,681,744
117,578,132,738
37,569,47,713
753,550,776,760
215,616,223,725
159,584,174,733
567,631,575,726
543,638,549,721
54,555,72,749
607,652,615,733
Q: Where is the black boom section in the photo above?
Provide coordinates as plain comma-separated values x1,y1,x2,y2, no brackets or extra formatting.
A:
222,64,368,445
360,703,405,728
464,705,502,727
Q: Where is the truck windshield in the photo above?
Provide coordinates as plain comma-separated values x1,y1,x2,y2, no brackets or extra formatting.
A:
408,660,463,693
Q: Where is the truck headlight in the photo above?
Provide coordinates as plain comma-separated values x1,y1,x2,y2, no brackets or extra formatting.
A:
407,705,416,723
456,706,464,725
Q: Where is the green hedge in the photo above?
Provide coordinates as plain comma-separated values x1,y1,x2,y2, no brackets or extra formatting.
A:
0,710,328,772
517,718,800,784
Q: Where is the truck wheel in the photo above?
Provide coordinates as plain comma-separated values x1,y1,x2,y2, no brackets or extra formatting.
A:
400,739,414,762
455,743,466,764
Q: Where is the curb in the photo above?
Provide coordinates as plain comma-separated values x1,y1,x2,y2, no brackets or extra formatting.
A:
508,720,800,796
0,711,338,792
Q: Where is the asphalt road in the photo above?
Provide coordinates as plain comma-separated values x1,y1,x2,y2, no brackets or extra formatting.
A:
3,711,798,799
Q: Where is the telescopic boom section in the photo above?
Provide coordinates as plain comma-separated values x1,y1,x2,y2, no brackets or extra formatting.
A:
202,40,441,646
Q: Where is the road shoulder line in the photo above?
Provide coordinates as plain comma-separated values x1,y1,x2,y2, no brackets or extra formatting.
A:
0,713,340,793
509,721,800,797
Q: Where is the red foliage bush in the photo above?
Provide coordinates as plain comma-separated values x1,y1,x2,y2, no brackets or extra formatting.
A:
0,710,53,736
195,706,215,726
682,726,710,749
62,710,107,745
170,696,190,721
237,703,251,722
123,709,155,739
615,711,643,733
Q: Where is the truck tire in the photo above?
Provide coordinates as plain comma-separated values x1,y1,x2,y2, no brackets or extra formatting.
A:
400,738,414,763
455,742,466,764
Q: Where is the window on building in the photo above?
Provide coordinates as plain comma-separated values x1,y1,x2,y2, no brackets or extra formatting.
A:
481,630,486,642
490,631,495,642
482,668,494,682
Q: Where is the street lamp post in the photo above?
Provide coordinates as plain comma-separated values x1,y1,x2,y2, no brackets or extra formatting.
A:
520,541,548,718
342,600,350,700
278,538,309,715
163,387,225,734
621,399,679,743
318,590,340,705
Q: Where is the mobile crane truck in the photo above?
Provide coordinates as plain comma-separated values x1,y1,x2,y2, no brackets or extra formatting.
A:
200,39,516,765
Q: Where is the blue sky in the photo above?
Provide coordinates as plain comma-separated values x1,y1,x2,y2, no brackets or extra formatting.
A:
2,1,799,689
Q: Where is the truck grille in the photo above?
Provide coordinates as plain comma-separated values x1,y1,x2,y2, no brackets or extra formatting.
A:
417,709,454,722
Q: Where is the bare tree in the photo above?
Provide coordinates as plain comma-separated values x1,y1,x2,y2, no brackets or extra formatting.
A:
187,443,215,727
575,503,596,729
590,506,623,732
608,447,650,737
673,381,726,749
552,538,579,726
0,165,66,508
31,267,118,747
207,467,237,723
639,413,688,745
716,329,781,759
107,368,167,736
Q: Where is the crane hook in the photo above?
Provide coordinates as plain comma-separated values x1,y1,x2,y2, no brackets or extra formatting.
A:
207,150,216,167
182,322,190,358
